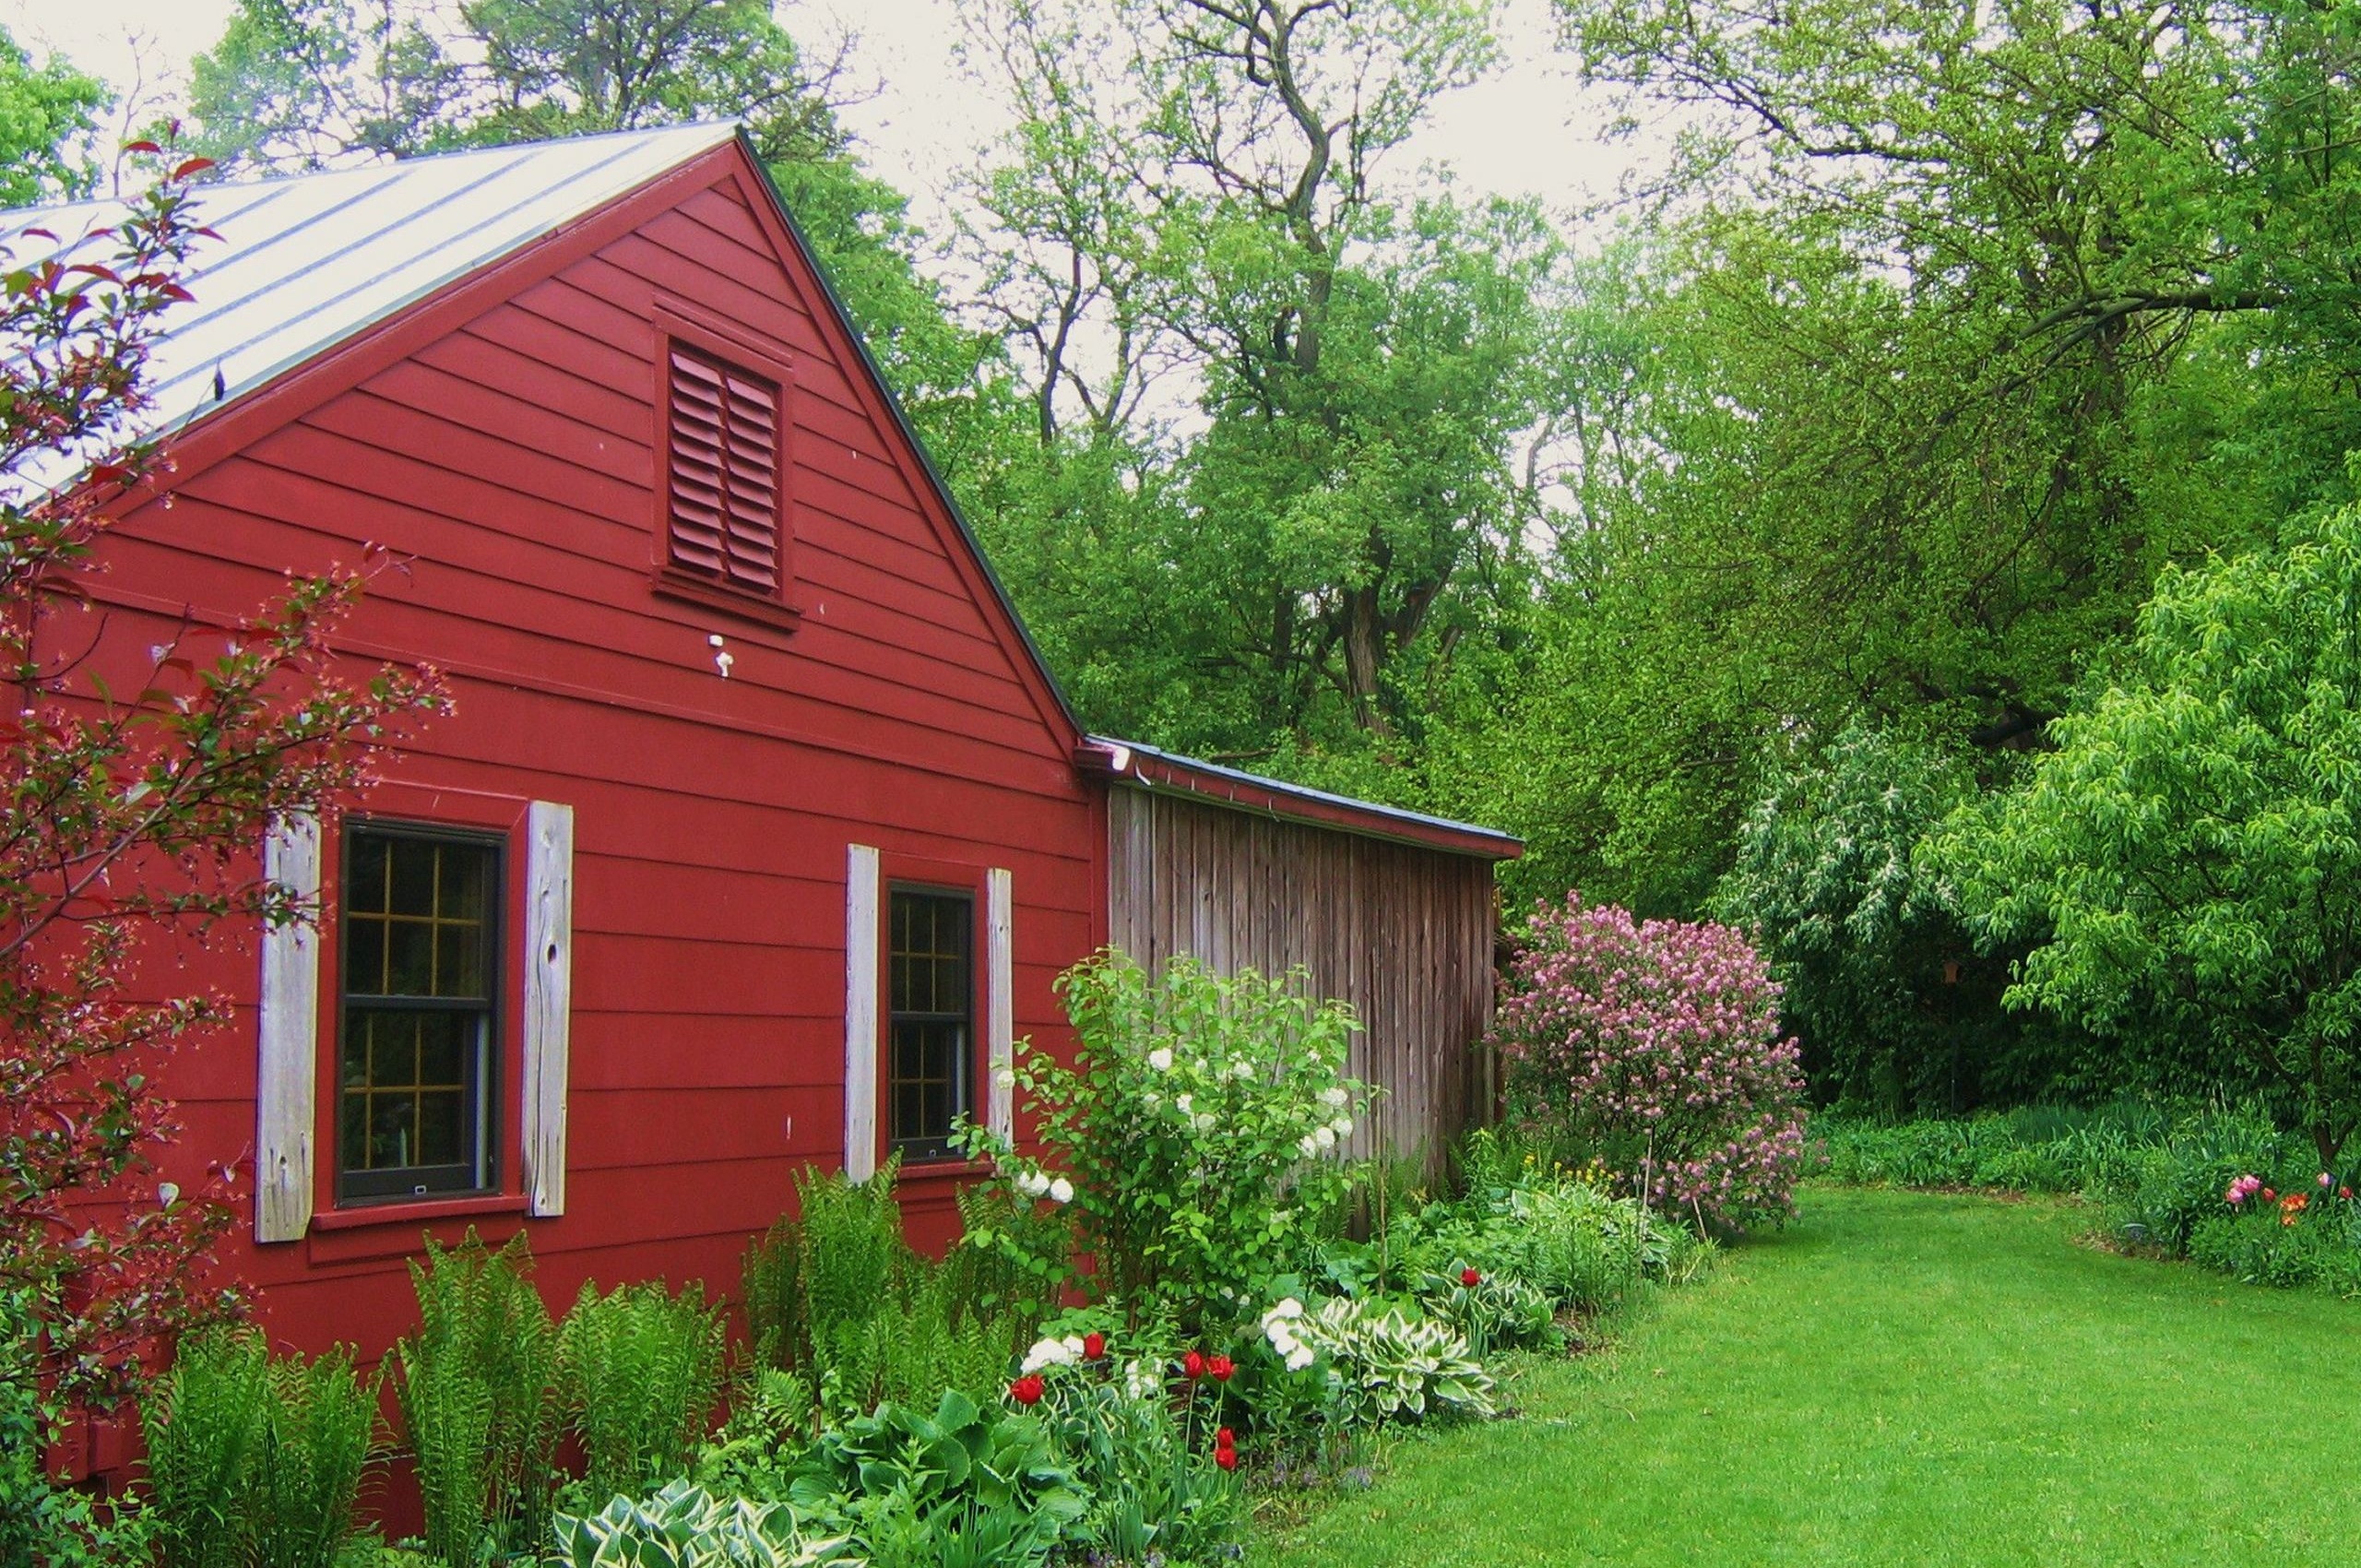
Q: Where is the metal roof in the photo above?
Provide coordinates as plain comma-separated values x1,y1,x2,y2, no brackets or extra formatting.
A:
0,123,734,474
1087,735,1524,859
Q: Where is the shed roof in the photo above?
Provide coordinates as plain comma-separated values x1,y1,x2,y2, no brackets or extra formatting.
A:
1081,737,1522,861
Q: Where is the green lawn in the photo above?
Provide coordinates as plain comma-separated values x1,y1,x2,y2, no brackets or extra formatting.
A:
1258,1185,2361,1565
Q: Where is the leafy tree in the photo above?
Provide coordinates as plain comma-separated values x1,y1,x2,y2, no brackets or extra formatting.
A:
1711,722,2064,1114
0,148,443,1417
0,25,106,204
1928,498,2361,1167
1486,0,2361,909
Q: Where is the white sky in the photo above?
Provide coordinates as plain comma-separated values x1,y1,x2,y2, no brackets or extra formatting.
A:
46,0,1650,227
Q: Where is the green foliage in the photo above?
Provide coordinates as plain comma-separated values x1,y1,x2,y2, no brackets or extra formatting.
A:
140,1330,374,1568
786,1390,1088,1565
551,1479,847,1568
1928,499,2361,1166
1,1291,148,1568
0,26,103,205
1712,722,2058,1113
1023,1370,1241,1564
557,1279,726,1503
741,1161,1027,1421
394,1229,563,1564
979,952,1370,1326
1286,1298,1493,1425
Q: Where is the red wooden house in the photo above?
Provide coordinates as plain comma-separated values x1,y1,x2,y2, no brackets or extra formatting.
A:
6,125,1520,1431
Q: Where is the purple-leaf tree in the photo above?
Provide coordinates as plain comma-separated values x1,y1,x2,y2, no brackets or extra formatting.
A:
1489,893,1808,1230
0,141,446,1416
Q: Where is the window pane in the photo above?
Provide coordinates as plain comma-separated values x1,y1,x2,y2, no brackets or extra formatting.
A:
337,826,500,1198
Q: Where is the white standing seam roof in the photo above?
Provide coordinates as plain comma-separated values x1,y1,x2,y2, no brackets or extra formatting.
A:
0,122,735,477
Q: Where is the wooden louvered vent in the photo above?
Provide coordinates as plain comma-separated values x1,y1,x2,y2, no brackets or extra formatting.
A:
667,344,781,594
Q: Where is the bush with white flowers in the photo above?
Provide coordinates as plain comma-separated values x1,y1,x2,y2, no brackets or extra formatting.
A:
975,952,1371,1327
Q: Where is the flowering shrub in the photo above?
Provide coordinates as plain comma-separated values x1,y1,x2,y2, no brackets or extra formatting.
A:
970,953,1370,1324
1489,895,1809,1229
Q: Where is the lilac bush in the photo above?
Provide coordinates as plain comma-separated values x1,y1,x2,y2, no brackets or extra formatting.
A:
1489,894,1809,1230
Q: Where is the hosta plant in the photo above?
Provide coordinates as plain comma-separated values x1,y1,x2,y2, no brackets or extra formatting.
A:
1291,1298,1493,1424
1416,1267,1558,1358
552,1479,848,1568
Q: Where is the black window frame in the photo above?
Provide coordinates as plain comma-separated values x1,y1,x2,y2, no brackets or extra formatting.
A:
884,884,977,1163
334,819,504,1205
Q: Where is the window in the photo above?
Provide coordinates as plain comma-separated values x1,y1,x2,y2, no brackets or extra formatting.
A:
666,343,781,596
887,887,974,1160
337,825,500,1201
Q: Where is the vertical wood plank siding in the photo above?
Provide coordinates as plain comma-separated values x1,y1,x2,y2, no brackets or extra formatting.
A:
1106,787,1498,1169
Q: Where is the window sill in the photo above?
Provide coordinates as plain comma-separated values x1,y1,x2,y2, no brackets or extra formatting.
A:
895,1157,988,1185
650,567,803,635
310,1193,527,1232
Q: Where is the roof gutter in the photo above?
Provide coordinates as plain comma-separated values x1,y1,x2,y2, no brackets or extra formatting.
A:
1077,736,1523,861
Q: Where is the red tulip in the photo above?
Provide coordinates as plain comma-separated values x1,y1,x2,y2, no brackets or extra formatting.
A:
1216,1425,1236,1449
1461,1267,1482,1288
1183,1349,1207,1381
2342,1187,2353,1202
2264,1188,2277,1201
1083,1332,1107,1361
1215,1445,1238,1471
1208,1354,1234,1382
1010,1374,1045,1407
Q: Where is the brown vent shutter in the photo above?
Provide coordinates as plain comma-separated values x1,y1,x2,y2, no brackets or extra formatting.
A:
668,345,781,594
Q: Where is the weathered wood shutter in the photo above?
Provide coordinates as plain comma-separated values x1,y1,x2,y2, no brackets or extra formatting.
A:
520,802,575,1217
986,868,1014,1141
843,844,881,1182
667,345,780,593
255,814,322,1243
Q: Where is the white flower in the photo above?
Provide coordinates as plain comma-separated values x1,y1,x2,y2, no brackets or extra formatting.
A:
1319,1086,1350,1110
1299,1134,1323,1158
1193,1112,1217,1134
992,1064,1016,1090
1262,1297,1303,1327
1313,1125,1336,1151
1231,1059,1255,1081
1142,1090,1162,1111
1022,1336,1075,1374
1147,1047,1174,1072
1062,1335,1086,1360
1049,1176,1075,1206
1175,1093,1193,1115
1124,1359,1158,1400
1330,1116,1354,1139
1266,1324,1299,1357
1285,1346,1315,1372
1016,1170,1051,1199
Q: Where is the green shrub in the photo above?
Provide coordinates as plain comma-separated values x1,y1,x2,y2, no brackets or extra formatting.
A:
558,1279,726,1503
4,1289,147,1568
787,1390,1088,1564
976,952,1370,1327
141,1330,374,1568
1416,1267,1559,1357
394,1229,563,1565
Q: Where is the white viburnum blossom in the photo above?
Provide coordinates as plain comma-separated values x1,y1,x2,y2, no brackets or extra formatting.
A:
1124,1359,1159,1400
1022,1336,1077,1374
992,1064,1016,1090
1175,1093,1193,1115
1330,1116,1354,1139
1231,1059,1255,1080
1319,1086,1350,1110
1061,1335,1086,1360
1193,1112,1217,1134
1299,1134,1323,1158
1146,1047,1174,1072
1016,1169,1051,1199
1049,1176,1075,1206
1313,1125,1336,1151
1285,1345,1315,1372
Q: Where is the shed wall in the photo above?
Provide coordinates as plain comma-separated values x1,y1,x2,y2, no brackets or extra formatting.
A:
1105,785,1498,1166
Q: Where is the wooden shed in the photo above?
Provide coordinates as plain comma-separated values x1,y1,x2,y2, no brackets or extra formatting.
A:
6,124,1520,1486
1084,739,1520,1166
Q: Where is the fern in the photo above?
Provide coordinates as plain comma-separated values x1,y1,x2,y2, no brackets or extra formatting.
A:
557,1279,726,1500
142,1332,267,1568
395,1229,562,1562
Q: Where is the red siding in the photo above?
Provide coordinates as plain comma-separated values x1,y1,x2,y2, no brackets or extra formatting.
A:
84,145,1097,1420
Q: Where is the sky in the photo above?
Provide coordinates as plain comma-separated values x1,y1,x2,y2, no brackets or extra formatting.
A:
44,0,1652,226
